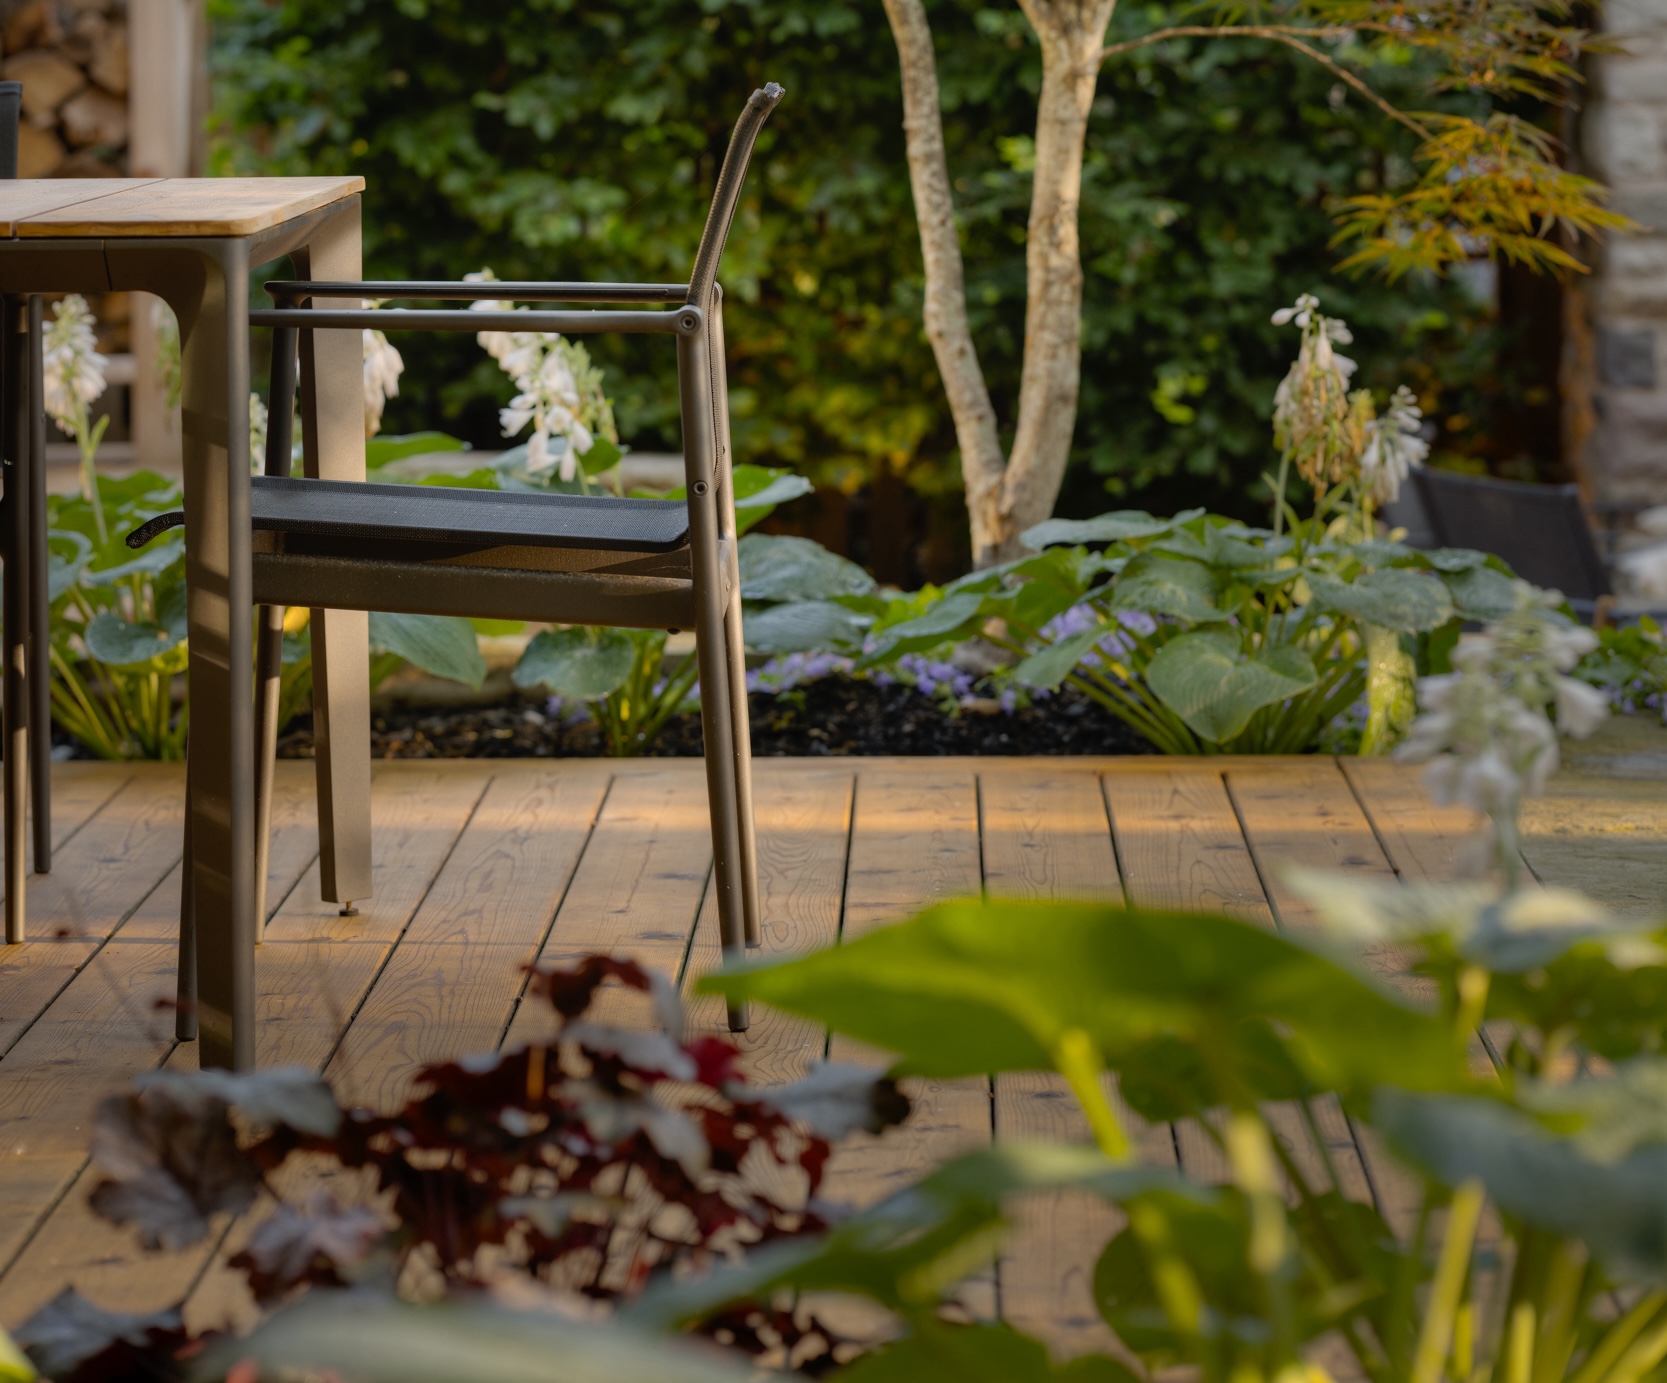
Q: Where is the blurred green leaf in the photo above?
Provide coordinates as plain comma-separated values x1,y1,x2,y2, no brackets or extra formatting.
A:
1145,630,1316,741
701,898,1467,1105
364,431,467,469
368,612,487,688
738,533,876,602
1306,569,1454,634
513,627,635,699
82,613,188,674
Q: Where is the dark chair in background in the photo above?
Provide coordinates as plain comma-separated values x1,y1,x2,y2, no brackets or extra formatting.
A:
1400,469,1614,620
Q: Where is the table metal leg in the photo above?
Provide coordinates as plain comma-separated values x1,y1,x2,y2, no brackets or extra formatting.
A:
170,243,256,1069
27,295,49,874
3,295,28,942
291,206,372,912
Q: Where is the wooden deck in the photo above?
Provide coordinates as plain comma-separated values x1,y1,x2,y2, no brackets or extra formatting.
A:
0,747,1660,1353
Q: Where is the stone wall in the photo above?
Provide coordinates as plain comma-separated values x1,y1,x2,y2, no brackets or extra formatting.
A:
1582,0,1667,512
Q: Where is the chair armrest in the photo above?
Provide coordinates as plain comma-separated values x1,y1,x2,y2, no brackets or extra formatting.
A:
263,280,687,305
248,305,702,338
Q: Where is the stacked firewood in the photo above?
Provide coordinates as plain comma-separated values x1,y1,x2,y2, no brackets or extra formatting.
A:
1,0,128,179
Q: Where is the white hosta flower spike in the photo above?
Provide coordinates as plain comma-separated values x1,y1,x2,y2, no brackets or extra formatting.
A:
469,267,617,487
361,304,404,439
1359,385,1429,505
1397,582,1608,881
42,294,108,435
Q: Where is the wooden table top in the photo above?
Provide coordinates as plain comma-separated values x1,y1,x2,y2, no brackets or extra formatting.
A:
0,176,364,239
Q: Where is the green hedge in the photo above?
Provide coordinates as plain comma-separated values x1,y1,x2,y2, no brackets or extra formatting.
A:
210,0,1503,526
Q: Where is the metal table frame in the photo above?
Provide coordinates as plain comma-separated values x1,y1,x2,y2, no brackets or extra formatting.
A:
0,193,372,1070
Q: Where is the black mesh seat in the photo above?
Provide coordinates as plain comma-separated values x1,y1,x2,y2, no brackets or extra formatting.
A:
248,476,689,553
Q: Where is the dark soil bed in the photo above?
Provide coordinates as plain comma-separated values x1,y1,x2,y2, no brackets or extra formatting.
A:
276,678,1154,759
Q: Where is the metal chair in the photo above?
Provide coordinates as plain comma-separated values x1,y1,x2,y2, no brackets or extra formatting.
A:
1,78,57,944
1407,469,1612,620
143,83,782,1046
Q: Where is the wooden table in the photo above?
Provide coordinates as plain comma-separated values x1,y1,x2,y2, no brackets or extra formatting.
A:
0,178,375,1069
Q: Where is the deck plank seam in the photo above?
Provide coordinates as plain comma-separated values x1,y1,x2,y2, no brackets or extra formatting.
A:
1336,757,1408,881
314,774,495,1086
1099,771,1185,1169
494,771,618,1052
1219,766,1391,1222
821,771,864,1065
671,861,716,992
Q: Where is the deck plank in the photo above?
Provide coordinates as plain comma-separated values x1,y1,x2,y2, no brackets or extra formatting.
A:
980,765,1137,1357
1105,764,1373,1206
0,764,489,1329
0,768,321,1283
826,764,992,1319
1223,759,1419,1238
326,762,610,1111
0,754,1550,1345
503,767,713,1046
0,769,186,1058
680,764,855,1084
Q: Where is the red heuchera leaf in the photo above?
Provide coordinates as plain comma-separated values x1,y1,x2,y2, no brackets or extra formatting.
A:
87,1085,261,1251
229,1194,386,1303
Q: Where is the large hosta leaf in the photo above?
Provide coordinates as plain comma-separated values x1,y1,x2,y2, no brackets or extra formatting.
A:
743,600,870,655
512,626,635,700
1375,1088,1667,1282
738,533,875,602
204,1290,755,1383
1109,554,1225,623
82,612,187,673
1013,628,1103,690
368,613,486,689
1306,569,1453,634
1441,565,1518,620
702,898,1467,1104
1022,509,1201,549
1144,630,1316,742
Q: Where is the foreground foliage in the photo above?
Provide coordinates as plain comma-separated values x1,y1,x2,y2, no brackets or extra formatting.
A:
11,957,907,1381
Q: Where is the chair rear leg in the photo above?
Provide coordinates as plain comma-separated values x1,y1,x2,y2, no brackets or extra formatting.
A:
253,602,284,942
27,295,49,874
692,562,750,1032
721,547,761,948
176,760,197,1040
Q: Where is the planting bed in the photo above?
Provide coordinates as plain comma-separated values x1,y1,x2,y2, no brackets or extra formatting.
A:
275,678,1154,759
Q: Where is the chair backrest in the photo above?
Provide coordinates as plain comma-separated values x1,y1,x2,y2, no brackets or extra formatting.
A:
686,83,784,307
1411,468,1611,600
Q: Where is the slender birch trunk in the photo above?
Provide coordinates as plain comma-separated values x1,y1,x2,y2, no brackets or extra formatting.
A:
883,0,1115,566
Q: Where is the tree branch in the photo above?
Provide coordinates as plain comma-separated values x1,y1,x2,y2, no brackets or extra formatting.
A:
1096,26,1433,141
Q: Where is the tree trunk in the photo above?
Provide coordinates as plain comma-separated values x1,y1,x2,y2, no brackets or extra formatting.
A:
1003,0,1116,559
881,0,1008,566
883,0,1115,566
